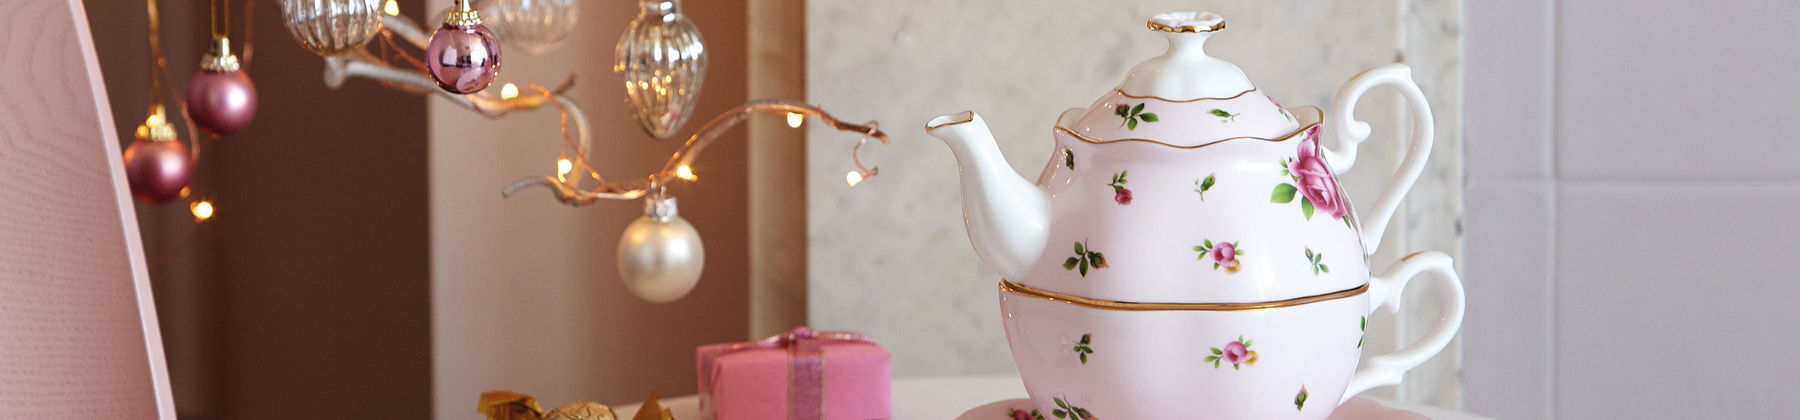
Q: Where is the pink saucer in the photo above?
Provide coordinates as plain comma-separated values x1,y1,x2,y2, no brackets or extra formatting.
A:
955,397,1430,420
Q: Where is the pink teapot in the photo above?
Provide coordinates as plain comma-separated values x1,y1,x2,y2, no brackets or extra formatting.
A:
924,12,1465,419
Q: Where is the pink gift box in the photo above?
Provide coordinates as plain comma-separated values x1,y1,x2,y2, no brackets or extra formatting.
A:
696,328,892,420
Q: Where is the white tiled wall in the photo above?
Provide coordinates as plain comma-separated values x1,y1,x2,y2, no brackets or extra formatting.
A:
1463,1,1800,418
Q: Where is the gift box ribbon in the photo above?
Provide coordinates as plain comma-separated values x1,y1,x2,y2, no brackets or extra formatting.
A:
699,327,873,420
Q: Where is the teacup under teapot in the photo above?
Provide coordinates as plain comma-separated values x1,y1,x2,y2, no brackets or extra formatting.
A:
924,11,1465,419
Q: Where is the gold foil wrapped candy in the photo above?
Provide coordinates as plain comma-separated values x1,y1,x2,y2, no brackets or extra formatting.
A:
631,392,674,420
478,391,549,420
547,401,619,420
480,390,677,420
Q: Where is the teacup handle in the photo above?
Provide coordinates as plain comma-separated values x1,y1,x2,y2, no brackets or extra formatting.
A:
1340,251,1466,403
1322,64,1435,254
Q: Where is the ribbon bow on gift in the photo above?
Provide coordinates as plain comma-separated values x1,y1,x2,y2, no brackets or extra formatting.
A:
698,327,874,420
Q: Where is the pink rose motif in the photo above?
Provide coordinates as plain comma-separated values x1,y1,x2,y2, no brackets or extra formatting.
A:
1107,171,1132,206
1222,340,1249,365
1206,336,1256,369
1211,241,1236,264
1292,127,1348,219
1010,409,1032,420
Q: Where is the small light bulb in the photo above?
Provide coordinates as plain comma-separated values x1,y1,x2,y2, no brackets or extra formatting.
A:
675,165,697,181
384,0,399,16
845,170,864,188
500,83,519,99
786,112,804,128
557,158,573,176
190,201,214,222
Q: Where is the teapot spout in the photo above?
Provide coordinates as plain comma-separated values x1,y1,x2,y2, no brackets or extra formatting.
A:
925,111,1051,280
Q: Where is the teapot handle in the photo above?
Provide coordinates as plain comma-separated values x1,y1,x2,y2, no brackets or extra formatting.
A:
1340,251,1466,403
1321,64,1434,253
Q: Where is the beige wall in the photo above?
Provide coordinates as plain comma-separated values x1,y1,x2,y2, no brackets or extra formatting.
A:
429,0,753,417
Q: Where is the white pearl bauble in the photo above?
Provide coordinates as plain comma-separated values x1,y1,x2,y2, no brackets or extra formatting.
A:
616,198,704,303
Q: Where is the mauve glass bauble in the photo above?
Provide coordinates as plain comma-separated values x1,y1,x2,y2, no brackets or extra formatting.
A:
279,0,384,56
426,22,502,94
186,70,257,135
123,139,193,204
616,0,707,139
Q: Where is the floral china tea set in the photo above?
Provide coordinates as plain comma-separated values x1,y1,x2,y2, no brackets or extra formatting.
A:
925,11,1465,419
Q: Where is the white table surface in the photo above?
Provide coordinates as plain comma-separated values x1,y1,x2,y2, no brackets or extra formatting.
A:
612,375,1491,420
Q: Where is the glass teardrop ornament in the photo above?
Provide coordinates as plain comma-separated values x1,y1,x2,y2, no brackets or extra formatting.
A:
615,0,707,139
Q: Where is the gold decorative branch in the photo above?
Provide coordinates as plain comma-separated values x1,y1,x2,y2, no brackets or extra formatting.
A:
315,14,889,207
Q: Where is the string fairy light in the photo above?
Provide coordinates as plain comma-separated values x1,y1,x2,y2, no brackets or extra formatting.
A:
190,200,215,222
786,112,804,128
384,0,400,17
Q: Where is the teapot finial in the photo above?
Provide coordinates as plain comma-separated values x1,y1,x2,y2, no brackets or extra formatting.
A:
1120,11,1252,101
1147,12,1223,58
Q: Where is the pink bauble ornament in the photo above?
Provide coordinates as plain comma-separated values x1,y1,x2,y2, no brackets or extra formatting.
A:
187,37,257,135
427,1,501,94
123,138,193,204
187,70,257,135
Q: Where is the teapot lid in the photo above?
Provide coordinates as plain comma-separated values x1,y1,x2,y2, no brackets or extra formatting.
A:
1059,12,1296,148
1120,12,1254,100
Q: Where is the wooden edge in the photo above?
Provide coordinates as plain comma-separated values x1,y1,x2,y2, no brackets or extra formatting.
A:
67,0,180,415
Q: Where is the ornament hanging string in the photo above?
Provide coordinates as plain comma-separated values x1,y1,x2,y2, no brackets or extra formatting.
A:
208,0,224,40
141,0,204,164
140,0,219,273
240,0,255,68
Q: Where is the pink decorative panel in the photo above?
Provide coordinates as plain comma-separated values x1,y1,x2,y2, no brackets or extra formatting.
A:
0,0,176,417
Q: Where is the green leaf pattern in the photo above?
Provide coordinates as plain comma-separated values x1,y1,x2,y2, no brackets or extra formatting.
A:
1209,108,1240,123
1049,396,1094,420
1062,240,1108,277
1194,173,1216,201
1305,248,1330,276
1072,333,1094,365
1115,102,1160,131
1359,316,1367,348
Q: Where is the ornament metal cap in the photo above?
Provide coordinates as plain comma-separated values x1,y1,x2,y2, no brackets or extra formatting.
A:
135,104,179,142
445,0,482,27
644,196,679,222
199,36,241,72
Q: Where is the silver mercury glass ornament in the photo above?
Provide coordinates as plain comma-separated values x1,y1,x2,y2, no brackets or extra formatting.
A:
616,196,705,303
615,0,707,139
484,0,581,54
279,0,385,56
